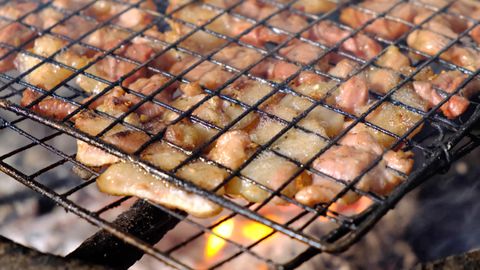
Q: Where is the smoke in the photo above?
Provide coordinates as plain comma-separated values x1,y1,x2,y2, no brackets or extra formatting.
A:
406,148,480,262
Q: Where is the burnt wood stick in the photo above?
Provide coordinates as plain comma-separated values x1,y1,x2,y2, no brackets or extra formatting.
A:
67,199,181,269
0,235,111,270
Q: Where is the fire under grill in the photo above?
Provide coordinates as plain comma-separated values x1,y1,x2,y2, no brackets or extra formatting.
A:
0,0,480,269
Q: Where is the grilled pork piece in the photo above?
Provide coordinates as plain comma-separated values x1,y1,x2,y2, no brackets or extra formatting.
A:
229,151,311,204
0,2,39,72
309,20,382,60
263,40,331,83
265,93,344,138
407,29,480,71
20,89,78,120
14,35,90,90
296,130,413,206
340,0,416,40
97,161,224,218
413,71,480,119
52,0,156,31
208,130,257,169
170,56,235,90
74,111,148,167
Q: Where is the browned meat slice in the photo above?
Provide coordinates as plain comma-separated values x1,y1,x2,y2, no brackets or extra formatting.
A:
53,0,156,31
471,25,480,45
79,75,175,122
213,45,263,70
165,93,258,130
170,56,234,90
208,130,257,169
280,0,338,14
20,89,78,120
164,1,229,53
328,59,359,79
239,13,308,48
412,71,479,118
122,74,176,122
376,45,411,73
97,162,223,218
164,120,217,150
414,11,467,39
228,151,311,204
0,2,40,71
340,1,416,40
295,130,413,206
15,35,90,90
76,42,156,93
264,40,331,83
309,20,382,60
407,29,480,71
75,111,149,167
0,23,36,72
335,75,369,115
229,0,308,47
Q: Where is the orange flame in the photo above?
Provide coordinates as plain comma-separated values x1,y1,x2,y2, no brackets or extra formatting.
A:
205,219,235,259
241,220,274,242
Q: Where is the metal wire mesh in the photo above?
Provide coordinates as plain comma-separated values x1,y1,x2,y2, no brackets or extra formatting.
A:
0,0,480,269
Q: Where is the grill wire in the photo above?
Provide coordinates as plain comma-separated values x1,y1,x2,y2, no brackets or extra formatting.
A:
0,0,480,269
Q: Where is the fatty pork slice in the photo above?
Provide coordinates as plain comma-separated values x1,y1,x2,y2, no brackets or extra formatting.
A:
96,160,225,218
164,93,259,151
263,40,332,84
376,46,412,73
249,117,328,163
365,102,423,148
227,151,311,204
340,1,416,40
226,1,308,47
308,20,382,60
166,93,258,129
208,130,257,170
223,78,274,107
75,111,148,167
97,140,228,218
407,29,480,71
14,35,90,90
164,120,218,151
77,42,156,94
295,130,413,206
280,0,337,14
0,2,40,72
52,0,156,31
266,93,344,138
164,1,228,53
169,56,234,90
412,70,480,119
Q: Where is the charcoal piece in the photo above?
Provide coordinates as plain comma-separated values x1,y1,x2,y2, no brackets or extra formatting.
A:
0,235,110,270
68,199,181,269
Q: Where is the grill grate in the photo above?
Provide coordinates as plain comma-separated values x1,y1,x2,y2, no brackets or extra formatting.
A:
0,0,480,269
